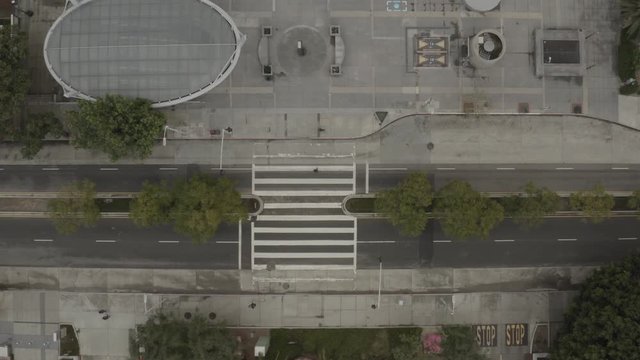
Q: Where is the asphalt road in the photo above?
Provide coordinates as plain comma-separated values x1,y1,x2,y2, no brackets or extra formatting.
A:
1,164,638,194
0,217,637,269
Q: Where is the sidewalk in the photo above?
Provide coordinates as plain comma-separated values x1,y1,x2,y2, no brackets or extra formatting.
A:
2,113,640,165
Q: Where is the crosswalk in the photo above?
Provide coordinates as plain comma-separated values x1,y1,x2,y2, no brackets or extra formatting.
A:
251,163,357,271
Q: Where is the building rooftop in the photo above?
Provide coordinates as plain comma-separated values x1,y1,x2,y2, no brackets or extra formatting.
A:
43,0,245,107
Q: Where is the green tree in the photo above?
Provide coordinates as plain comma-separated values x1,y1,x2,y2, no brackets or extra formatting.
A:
440,326,487,360
67,94,165,161
552,254,640,360
503,182,561,228
0,25,30,128
132,313,234,360
170,175,247,243
130,181,173,227
433,180,504,239
375,172,433,237
569,183,615,223
621,0,640,40
48,180,100,235
628,190,640,219
18,112,65,159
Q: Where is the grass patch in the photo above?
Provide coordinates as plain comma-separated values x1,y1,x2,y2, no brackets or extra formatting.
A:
345,197,375,213
266,328,421,360
59,324,80,356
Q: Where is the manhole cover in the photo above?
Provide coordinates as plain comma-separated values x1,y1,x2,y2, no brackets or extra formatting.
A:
184,312,192,320
276,26,328,76
209,312,217,320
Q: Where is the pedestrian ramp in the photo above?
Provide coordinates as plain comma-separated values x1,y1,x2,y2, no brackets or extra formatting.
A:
251,163,357,271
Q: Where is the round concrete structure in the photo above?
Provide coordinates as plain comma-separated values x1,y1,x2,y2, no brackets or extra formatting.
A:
464,0,501,12
469,29,506,68
43,0,245,107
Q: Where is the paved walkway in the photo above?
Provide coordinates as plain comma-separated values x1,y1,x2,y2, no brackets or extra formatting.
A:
2,113,640,165
0,264,589,359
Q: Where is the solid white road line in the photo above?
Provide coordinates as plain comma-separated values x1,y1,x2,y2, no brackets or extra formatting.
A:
433,240,452,243
494,239,515,242
368,167,408,171
555,167,574,170
41,168,59,171
95,240,116,243
253,165,353,172
159,167,178,171
264,202,342,209
253,190,353,197
252,264,354,271
253,252,354,259
358,240,396,244
256,215,353,221
33,239,53,242
253,240,354,246
253,178,353,185
612,167,630,170
618,237,638,241
365,161,369,194
210,167,252,171
436,167,456,171
253,227,355,234
557,238,577,242
99,168,118,171
496,167,516,170
158,240,180,244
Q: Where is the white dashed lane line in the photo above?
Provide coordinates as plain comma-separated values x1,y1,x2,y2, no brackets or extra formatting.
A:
159,167,178,171
95,240,116,243
215,241,239,244
158,240,180,244
618,237,638,241
557,238,577,242
41,167,59,171
33,239,54,242
433,240,452,243
496,167,516,170
436,167,456,171
611,167,629,170
494,239,515,243
99,167,118,171
555,167,574,170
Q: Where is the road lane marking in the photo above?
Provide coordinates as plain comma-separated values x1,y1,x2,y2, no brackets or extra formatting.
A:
42,167,59,171
496,167,516,170
33,239,54,242
159,167,178,171
99,167,118,171
358,240,395,244
494,239,515,242
216,241,239,244
618,237,638,241
612,167,629,170
436,167,456,171
158,240,180,244
0,168,4,171
365,161,369,194
369,167,408,171
434,240,452,243
555,167,574,170
95,240,116,243
557,238,577,242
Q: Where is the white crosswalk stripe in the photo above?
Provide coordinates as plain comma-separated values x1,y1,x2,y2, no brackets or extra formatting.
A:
251,161,357,271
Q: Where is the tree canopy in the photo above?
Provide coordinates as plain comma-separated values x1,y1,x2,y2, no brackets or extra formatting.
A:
18,112,65,159
502,182,561,228
48,179,100,234
621,0,640,40
67,94,165,161
628,190,640,219
569,183,615,223
130,175,247,243
433,180,504,239
132,313,235,360
375,172,433,237
0,25,30,127
552,254,640,360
